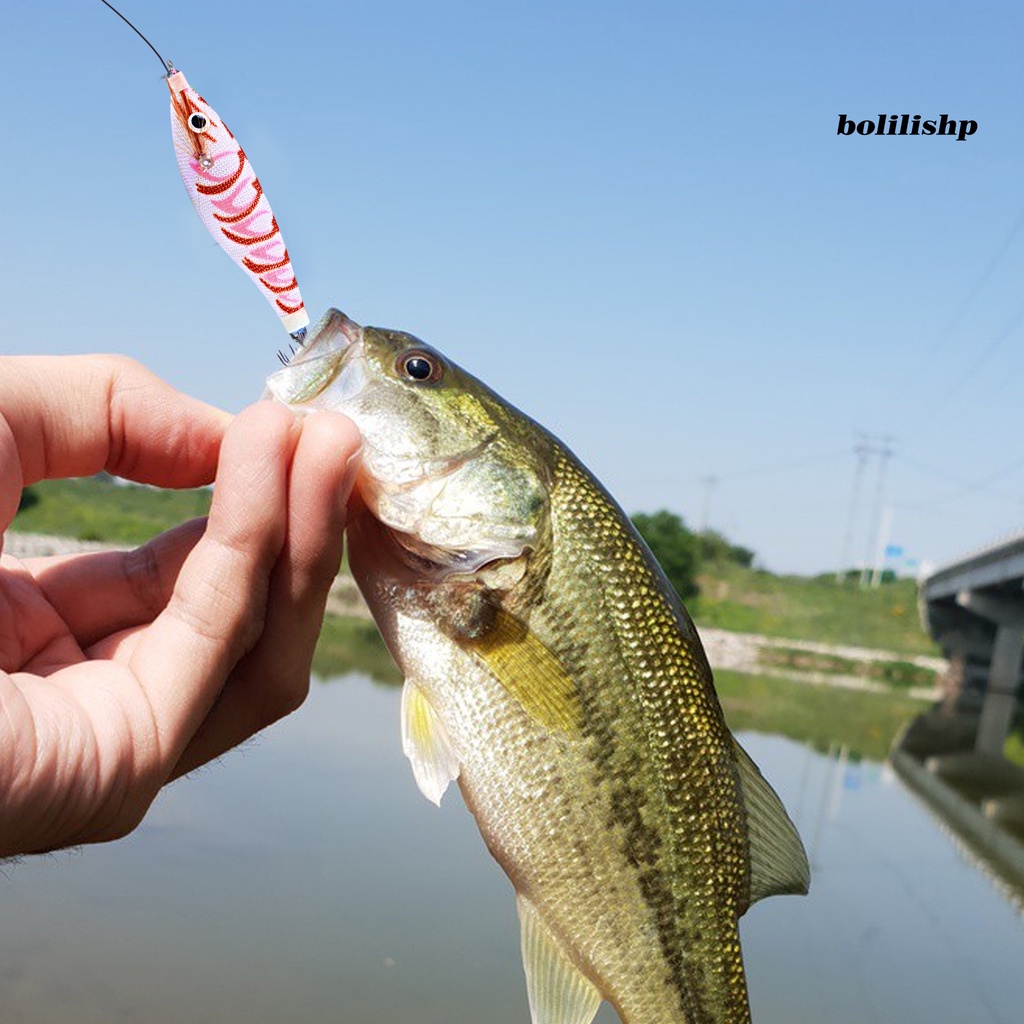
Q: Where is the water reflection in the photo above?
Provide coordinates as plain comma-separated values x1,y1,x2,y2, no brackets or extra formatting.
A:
1,676,1022,1024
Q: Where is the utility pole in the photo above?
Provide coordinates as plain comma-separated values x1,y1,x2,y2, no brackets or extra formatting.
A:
860,434,895,589
699,475,718,534
870,505,894,589
836,434,870,584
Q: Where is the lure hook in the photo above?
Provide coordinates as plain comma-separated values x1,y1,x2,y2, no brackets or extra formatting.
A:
99,0,311,339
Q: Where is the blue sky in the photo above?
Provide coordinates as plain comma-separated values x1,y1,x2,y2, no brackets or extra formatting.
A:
3,1,1023,575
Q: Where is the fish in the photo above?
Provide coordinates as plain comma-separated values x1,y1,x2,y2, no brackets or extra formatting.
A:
266,309,810,1024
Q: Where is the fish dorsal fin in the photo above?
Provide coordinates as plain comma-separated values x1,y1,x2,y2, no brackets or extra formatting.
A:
467,607,581,736
516,894,602,1024
401,679,460,806
732,739,810,908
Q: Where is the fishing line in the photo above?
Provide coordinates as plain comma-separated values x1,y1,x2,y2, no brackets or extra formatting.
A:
97,0,311,341
98,0,172,73
709,448,849,483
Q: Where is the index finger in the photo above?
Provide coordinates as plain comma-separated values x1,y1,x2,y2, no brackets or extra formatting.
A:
0,354,230,491
126,402,297,771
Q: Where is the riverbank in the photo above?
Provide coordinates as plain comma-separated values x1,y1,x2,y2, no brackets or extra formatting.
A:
4,530,372,623
6,530,945,700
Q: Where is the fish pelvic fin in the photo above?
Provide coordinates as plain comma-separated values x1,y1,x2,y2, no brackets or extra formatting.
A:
401,679,460,806
733,738,811,908
516,894,602,1024
467,607,582,737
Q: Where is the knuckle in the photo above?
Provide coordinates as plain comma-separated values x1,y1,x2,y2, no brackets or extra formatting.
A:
170,556,269,664
122,542,167,618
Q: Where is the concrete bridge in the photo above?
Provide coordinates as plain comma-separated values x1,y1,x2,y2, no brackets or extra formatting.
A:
920,529,1024,755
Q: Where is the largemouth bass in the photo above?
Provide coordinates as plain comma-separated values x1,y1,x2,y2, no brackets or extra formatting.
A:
266,309,809,1024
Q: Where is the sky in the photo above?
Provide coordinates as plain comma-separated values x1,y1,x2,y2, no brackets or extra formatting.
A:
2,1,1023,576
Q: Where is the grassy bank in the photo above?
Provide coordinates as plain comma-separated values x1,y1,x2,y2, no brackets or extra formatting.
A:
313,616,401,684
756,646,938,690
693,559,936,657
13,476,938,663
310,617,925,760
15,477,211,545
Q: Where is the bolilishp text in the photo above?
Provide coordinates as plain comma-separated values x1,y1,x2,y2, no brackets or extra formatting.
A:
837,114,978,141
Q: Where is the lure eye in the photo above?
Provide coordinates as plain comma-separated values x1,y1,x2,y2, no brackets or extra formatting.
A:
398,350,442,384
188,112,209,133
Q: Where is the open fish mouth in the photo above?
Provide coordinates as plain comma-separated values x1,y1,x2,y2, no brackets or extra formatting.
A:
264,309,363,406
291,308,361,363
265,308,495,491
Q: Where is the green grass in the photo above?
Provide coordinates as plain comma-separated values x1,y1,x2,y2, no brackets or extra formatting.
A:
14,477,211,545
693,559,937,657
716,669,929,761
13,476,939,665
313,615,401,685
756,646,938,690
1005,725,1024,770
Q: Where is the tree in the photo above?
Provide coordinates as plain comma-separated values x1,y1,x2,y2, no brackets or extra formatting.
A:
698,528,754,567
630,510,701,601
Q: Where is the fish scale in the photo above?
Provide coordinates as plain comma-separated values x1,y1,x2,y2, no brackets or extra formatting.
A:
544,450,752,1023
267,310,809,1024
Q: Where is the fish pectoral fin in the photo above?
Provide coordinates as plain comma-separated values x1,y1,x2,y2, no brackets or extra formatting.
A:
516,894,602,1024
733,738,811,908
467,607,582,737
401,679,460,806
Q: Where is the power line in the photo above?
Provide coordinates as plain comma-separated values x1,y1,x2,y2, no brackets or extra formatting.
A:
907,204,1024,383
894,452,1024,510
709,448,849,484
897,303,1024,447
693,449,850,541
890,205,1024,443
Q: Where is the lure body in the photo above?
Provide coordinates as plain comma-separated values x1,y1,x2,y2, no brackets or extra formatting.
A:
167,70,309,338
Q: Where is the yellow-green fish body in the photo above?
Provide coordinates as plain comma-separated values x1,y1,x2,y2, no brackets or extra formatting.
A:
266,310,809,1024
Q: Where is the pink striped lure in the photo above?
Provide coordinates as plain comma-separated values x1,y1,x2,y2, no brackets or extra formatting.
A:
101,1,309,340
166,71,309,339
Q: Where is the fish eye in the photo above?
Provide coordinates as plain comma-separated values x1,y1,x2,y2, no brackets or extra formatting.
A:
398,350,443,385
188,112,209,133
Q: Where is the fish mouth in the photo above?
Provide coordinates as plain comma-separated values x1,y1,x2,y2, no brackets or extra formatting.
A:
264,308,362,406
291,308,361,363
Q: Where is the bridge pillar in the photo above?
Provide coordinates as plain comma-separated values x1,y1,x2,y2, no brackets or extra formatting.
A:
976,624,1024,756
956,590,1024,757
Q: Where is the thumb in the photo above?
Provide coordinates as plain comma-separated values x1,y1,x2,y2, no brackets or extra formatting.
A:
126,401,299,773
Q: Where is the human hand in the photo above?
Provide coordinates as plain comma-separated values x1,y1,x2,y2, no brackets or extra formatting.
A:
0,355,360,856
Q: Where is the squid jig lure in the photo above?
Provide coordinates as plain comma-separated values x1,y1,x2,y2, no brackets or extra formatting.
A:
100,0,310,342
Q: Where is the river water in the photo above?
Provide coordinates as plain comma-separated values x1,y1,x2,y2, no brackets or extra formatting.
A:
1,674,1022,1024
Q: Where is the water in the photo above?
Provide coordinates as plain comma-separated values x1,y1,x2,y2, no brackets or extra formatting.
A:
1,675,1022,1024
